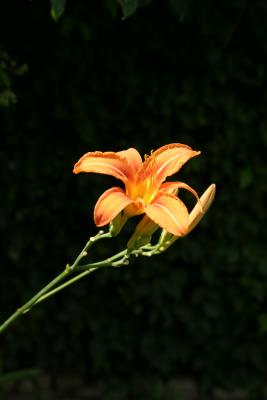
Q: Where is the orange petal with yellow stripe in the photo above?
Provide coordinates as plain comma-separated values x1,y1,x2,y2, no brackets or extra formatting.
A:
94,187,133,226
145,193,189,236
117,148,143,174
160,181,200,207
73,151,133,182
140,143,200,184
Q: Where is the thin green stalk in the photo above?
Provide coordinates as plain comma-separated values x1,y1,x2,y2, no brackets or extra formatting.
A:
0,230,112,335
25,268,97,311
26,249,129,310
0,268,71,334
70,230,112,272
77,249,128,271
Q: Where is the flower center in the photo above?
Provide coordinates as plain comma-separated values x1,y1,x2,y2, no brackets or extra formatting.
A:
126,175,157,204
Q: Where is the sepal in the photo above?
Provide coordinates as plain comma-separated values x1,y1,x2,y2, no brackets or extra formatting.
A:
109,212,128,237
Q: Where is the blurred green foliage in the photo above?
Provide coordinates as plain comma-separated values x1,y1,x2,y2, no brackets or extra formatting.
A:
0,50,27,106
0,0,267,395
50,0,66,22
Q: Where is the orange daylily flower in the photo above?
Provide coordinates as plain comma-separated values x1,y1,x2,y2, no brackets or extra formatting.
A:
73,143,202,236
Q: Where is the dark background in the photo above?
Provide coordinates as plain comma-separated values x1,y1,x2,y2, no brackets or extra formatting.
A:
1,0,267,397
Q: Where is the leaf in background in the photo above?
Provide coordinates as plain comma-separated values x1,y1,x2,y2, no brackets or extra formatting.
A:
258,314,267,335
0,50,28,107
239,167,253,189
50,0,66,22
0,369,41,386
168,0,192,21
118,0,139,19
104,0,119,17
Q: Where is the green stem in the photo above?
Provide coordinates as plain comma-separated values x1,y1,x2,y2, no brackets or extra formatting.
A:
26,267,97,310
27,249,129,310
0,230,112,335
70,230,112,271
77,249,128,271
0,268,70,334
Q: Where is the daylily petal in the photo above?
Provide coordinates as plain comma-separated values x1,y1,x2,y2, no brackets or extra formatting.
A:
134,214,158,237
73,151,133,182
158,184,216,252
117,148,143,175
188,184,216,233
160,181,201,207
124,198,145,217
145,193,189,236
94,187,133,226
139,143,200,184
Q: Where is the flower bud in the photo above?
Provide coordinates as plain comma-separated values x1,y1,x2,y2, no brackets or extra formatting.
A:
157,184,216,252
187,183,216,234
127,215,158,250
